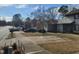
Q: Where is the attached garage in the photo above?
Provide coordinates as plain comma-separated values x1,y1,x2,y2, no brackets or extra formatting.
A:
57,17,74,33
48,24,57,32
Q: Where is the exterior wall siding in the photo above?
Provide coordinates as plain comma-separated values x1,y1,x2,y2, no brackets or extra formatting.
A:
63,24,74,33
48,24,57,32
74,19,79,33
57,23,74,33
75,19,79,24
57,24,63,32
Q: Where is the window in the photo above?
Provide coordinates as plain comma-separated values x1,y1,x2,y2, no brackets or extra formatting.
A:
74,15,79,19
76,25,79,31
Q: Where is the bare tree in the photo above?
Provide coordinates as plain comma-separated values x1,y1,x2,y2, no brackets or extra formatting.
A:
12,14,23,27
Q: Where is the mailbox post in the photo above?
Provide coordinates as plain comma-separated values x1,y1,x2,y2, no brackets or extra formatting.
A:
9,29,14,38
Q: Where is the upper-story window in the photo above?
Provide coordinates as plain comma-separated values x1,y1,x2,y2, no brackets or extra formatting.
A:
74,14,79,19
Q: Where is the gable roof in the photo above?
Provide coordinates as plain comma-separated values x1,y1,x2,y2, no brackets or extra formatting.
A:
48,19,58,24
57,17,74,24
65,9,79,16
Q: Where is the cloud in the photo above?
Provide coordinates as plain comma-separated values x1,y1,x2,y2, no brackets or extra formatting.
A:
68,4,79,9
33,6,39,10
5,16,12,21
73,5,79,9
0,4,13,7
0,16,12,21
15,5,27,8
0,4,28,9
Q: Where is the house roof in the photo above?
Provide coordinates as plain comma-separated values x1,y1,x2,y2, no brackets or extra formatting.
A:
57,17,74,24
48,19,58,24
65,9,79,16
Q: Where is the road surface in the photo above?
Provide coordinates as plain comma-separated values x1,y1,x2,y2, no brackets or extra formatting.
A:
0,26,11,40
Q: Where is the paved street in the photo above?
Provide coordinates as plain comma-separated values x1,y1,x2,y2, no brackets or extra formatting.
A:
0,26,12,47
0,26,11,40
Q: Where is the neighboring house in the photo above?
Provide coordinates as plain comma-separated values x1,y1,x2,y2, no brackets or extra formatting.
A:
65,9,79,33
24,6,79,33
57,17,74,33
56,9,79,33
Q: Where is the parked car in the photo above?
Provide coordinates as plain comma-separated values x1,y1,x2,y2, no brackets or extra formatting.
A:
17,26,23,30
38,29,46,33
9,27,20,32
23,28,37,32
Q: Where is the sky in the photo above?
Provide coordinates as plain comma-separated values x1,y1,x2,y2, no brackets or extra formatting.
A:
0,4,66,21
0,4,79,21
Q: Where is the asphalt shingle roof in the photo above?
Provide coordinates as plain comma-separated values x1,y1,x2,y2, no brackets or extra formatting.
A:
57,17,74,24
65,9,79,16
